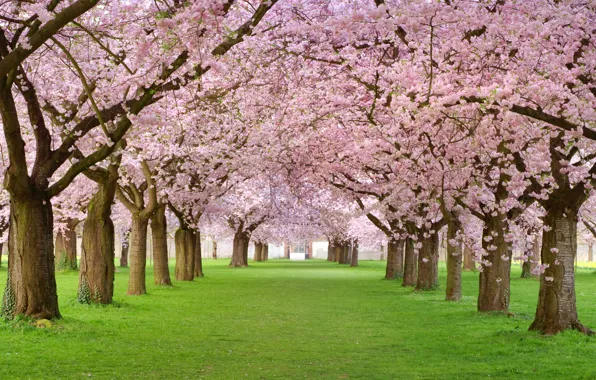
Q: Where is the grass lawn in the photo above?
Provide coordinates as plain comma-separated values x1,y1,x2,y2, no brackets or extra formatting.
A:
0,259,595,379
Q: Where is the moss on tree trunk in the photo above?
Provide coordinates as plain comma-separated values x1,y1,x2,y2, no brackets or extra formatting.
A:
3,195,60,319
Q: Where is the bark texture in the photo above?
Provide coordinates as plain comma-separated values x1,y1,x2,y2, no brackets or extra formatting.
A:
3,196,60,319
254,242,264,262
212,240,217,259
402,238,417,287
151,204,171,286
128,215,150,295
55,219,78,270
230,231,250,267
79,166,118,304
263,244,269,261
385,240,404,279
529,208,592,335
175,228,194,281
416,231,439,291
478,215,511,312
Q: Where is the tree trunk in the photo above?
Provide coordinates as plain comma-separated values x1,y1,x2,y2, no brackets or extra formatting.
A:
263,244,269,261
230,231,249,267
254,242,263,262
529,235,540,276
212,240,217,259
416,231,439,291
0,242,3,268
350,240,359,267
529,207,592,335
151,204,171,286
478,214,511,312
55,220,78,270
589,243,593,262
339,243,350,264
327,241,334,261
2,195,60,319
385,240,404,279
174,228,194,281
463,245,476,271
79,172,118,304
128,215,150,295
334,243,342,263
445,218,463,301
284,242,290,259
403,238,417,287
120,240,129,267
521,258,532,279
194,230,204,278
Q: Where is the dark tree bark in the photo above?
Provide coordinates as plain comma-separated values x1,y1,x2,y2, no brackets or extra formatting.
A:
284,242,290,259
193,230,204,278
521,235,539,278
478,214,511,312
589,243,593,262
385,240,404,279
55,218,78,270
151,204,171,286
402,238,417,287
2,195,60,319
174,228,194,281
529,206,592,335
416,231,439,291
263,244,269,260
120,236,129,268
212,240,217,259
230,231,250,267
463,245,476,271
254,242,264,262
350,240,359,267
445,218,463,301
78,161,119,304
327,240,334,261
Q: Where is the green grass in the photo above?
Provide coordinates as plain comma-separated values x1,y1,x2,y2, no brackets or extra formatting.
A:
0,259,595,379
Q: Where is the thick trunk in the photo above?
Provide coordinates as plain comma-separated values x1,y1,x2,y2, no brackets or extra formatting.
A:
2,195,60,319
327,241,334,261
385,240,404,280
230,231,249,267
529,208,592,335
284,243,290,259
174,228,194,281
403,238,417,287
463,246,476,271
128,215,149,295
478,214,511,312
151,204,171,286
254,242,264,262
416,232,439,291
79,175,117,304
334,243,342,263
445,218,462,301
193,230,204,278
263,244,269,261
339,243,350,264
212,240,217,259
55,220,77,270
521,259,532,279
120,240,129,267
350,240,359,267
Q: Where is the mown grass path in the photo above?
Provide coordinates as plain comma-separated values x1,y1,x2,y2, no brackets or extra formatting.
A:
1,259,595,379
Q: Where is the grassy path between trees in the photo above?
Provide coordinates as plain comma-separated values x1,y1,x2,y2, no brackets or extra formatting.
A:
1,259,595,379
